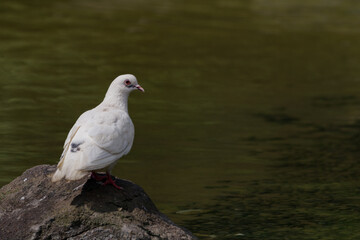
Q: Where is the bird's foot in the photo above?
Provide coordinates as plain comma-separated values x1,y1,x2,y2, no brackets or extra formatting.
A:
91,172,107,182
103,173,123,190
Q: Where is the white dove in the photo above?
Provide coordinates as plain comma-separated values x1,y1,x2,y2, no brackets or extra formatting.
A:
52,74,144,189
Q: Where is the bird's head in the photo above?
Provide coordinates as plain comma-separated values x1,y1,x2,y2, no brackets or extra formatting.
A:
114,74,144,93
103,74,144,109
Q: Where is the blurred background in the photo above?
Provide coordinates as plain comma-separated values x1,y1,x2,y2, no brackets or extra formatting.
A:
1,0,360,239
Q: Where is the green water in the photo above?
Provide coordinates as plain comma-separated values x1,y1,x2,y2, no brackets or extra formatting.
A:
1,0,360,239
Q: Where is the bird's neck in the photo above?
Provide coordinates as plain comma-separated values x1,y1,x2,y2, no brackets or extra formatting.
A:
103,91,130,112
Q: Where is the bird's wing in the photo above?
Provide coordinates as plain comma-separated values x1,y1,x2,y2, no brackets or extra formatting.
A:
63,110,134,171
57,110,92,169
62,110,92,150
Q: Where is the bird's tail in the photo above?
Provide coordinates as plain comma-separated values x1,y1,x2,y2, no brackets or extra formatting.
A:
51,152,88,182
51,168,65,182
52,166,88,182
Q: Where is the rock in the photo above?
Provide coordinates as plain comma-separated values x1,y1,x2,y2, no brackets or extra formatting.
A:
0,165,196,240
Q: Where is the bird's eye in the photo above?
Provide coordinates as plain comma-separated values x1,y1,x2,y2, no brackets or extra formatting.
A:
124,80,131,86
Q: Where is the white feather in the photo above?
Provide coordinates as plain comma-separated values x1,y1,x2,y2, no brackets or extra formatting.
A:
52,74,141,182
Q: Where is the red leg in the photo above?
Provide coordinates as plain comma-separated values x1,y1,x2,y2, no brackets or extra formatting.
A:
91,171,107,181
102,172,123,190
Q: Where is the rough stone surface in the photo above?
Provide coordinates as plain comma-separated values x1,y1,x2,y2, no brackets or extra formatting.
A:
0,165,196,240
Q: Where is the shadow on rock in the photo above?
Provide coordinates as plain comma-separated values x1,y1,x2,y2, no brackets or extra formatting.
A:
71,176,158,214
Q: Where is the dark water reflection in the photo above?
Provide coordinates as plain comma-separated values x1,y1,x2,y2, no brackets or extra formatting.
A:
185,121,360,239
1,0,360,239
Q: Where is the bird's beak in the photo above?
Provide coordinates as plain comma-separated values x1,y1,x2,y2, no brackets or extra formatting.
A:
135,84,145,92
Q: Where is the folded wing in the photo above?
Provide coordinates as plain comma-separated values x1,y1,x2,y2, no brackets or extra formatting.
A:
52,110,134,181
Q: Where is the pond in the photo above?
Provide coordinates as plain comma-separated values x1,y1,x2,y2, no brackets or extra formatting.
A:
1,0,360,239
